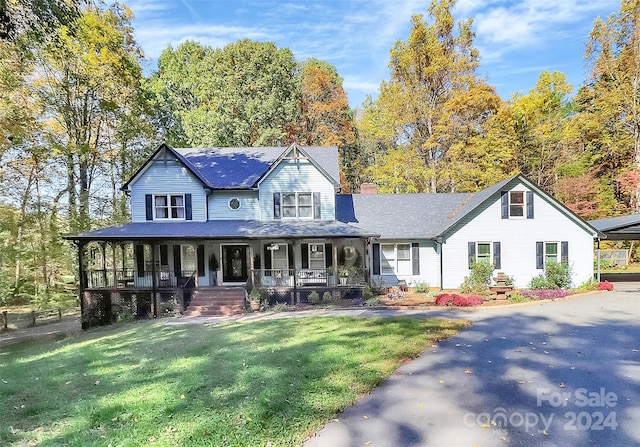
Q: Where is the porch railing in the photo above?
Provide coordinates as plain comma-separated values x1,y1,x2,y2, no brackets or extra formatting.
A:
86,269,197,289
253,269,366,288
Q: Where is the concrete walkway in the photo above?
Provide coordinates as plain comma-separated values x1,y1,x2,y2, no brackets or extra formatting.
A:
303,283,640,447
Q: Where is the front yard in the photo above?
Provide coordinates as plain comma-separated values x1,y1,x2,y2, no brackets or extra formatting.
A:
0,317,470,446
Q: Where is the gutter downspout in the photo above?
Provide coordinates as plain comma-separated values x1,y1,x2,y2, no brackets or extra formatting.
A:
435,238,444,291
596,238,601,282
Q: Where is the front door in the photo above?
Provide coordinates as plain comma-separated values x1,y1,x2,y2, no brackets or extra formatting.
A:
222,245,248,283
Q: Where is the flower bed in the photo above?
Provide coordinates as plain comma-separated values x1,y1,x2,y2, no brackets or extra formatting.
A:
521,289,572,300
434,293,483,307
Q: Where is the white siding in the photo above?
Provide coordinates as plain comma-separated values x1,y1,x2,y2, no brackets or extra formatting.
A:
370,240,440,289
442,182,595,289
129,155,207,222
258,159,336,220
209,191,259,220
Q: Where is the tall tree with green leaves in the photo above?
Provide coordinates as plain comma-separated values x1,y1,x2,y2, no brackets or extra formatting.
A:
373,0,487,192
150,39,298,147
36,3,146,232
581,0,640,212
509,71,574,193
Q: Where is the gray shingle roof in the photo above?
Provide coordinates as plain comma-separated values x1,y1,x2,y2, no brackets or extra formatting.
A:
67,220,378,241
336,192,474,239
173,145,340,189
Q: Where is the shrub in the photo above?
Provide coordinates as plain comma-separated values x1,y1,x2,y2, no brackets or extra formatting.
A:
507,294,530,303
528,262,572,289
308,291,320,304
414,281,430,293
362,284,375,300
576,278,599,291
322,291,333,303
545,262,572,288
365,297,380,307
460,261,493,294
598,281,614,291
435,293,483,307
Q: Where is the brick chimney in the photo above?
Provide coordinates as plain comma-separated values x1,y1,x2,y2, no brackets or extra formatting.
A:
360,183,378,194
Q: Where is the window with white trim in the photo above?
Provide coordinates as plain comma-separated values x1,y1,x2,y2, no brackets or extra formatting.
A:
381,243,412,275
476,243,491,264
271,244,289,270
308,244,325,269
154,194,185,219
544,242,559,264
282,192,313,218
509,191,525,217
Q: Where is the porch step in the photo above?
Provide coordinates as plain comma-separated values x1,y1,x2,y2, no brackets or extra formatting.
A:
183,287,246,317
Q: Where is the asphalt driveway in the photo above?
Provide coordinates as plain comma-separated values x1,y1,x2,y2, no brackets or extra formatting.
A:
304,283,640,447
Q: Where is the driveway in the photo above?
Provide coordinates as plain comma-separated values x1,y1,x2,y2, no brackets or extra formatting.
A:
304,283,640,447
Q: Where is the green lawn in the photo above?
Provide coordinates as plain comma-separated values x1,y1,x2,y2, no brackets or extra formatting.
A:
0,317,470,446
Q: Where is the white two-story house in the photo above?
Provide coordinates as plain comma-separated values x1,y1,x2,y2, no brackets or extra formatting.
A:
67,143,602,328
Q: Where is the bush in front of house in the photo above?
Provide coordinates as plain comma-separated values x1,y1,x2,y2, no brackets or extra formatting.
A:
598,281,614,291
435,293,483,307
529,262,572,289
460,261,494,294
308,291,320,304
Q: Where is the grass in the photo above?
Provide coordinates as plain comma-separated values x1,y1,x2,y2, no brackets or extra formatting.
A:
0,317,470,446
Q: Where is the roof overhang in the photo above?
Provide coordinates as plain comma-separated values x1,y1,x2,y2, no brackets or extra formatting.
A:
64,220,379,242
589,214,640,240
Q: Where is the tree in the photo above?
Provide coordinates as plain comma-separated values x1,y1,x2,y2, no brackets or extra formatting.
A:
508,71,574,193
581,0,640,212
150,39,298,147
373,0,490,192
36,4,146,232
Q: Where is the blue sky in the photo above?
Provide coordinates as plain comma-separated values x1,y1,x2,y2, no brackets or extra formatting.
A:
127,0,621,108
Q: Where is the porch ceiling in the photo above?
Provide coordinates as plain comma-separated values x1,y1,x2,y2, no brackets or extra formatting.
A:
64,219,379,242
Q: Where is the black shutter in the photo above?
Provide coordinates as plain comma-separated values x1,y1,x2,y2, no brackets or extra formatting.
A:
301,244,309,269
185,194,192,220
197,244,205,276
493,242,501,270
288,244,294,270
160,245,168,266
263,245,272,270
325,243,333,268
501,191,508,219
412,242,420,275
273,193,281,219
373,243,380,275
536,242,544,269
526,191,534,219
173,245,181,276
313,192,321,219
561,241,569,264
468,242,476,269
135,245,145,277
145,195,153,220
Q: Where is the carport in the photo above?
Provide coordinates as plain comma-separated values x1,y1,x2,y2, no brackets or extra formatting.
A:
589,213,640,280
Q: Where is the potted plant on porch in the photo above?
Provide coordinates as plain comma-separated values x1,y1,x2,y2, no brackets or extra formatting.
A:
338,265,350,286
248,286,267,311
209,253,219,286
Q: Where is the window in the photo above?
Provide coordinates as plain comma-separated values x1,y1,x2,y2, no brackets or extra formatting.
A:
155,194,185,219
228,198,241,210
468,242,501,269
308,244,325,269
282,192,313,218
271,244,289,270
545,242,559,264
381,243,412,275
476,243,491,263
509,191,524,217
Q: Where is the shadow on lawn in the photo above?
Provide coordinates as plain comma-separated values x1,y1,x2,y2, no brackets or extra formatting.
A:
0,317,460,446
